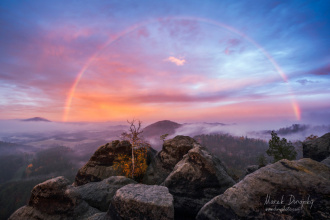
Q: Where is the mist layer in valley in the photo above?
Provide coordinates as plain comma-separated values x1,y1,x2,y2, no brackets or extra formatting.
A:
0,118,329,219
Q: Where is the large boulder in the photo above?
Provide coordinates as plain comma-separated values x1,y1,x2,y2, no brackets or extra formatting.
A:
107,184,174,220
74,140,131,186
197,158,330,220
9,176,99,220
143,135,197,185
72,176,136,211
163,145,235,219
303,132,330,162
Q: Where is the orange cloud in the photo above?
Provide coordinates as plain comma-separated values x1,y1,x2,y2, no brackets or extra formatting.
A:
165,56,186,66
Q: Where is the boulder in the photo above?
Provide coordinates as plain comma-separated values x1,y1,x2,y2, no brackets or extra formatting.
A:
87,212,108,220
107,184,174,220
197,158,330,220
245,165,259,176
143,135,197,185
163,145,235,219
303,132,330,162
321,156,330,168
74,140,131,186
9,176,100,220
72,176,136,211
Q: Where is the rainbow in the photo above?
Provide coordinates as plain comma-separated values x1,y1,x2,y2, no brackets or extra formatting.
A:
63,16,301,121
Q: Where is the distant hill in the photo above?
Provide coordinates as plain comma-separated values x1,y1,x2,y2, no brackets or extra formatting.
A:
143,120,181,138
21,117,51,122
143,120,182,150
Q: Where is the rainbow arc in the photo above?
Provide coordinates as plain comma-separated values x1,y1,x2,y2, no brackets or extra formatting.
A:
63,16,301,122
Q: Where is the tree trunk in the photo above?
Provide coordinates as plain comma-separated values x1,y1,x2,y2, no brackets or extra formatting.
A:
131,145,135,179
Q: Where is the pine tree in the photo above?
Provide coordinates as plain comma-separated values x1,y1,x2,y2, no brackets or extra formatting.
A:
266,131,297,162
257,154,267,168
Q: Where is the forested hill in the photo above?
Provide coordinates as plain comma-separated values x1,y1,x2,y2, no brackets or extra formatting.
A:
194,133,268,177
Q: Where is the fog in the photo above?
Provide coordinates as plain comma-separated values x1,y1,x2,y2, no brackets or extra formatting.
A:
1,119,329,151
0,119,127,134
169,122,330,142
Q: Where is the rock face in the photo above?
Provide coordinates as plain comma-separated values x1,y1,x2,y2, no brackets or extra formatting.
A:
9,176,99,220
72,176,136,212
303,132,330,162
143,135,197,185
107,184,174,220
197,158,330,220
74,140,131,186
163,145,235,219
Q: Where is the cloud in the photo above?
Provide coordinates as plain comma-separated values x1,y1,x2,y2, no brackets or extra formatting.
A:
165,56,186,66
308,65,330,75
296,79,318,85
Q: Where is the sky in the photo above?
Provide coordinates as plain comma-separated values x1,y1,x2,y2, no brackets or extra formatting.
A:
0,0,329,125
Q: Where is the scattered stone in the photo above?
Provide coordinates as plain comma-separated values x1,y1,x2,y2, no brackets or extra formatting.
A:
303,132,330,162
107,184,174,220
196,158,330,220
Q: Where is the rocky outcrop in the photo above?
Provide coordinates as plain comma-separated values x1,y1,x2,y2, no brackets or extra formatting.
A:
163,145,235,219
74,140,132,186
197,158,330,220
87,213,108,220
244,165,259,176
72,176,136,211
321,156,330,168
143,135,197,185
107,184,174,220
9,176,100,220
303,132,330,162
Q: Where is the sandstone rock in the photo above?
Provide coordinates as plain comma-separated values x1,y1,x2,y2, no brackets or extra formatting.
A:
146,145,157,165
9,205,100,220
9,206,63,220
72,176,136,211
303,132,330,162
163,145,235,219
107,184,174,220
9,176,100,220
143,135,197,185
74,140,131,186
87,212,108,220
197,158,330,220
321,156,330,168
245,165,259,176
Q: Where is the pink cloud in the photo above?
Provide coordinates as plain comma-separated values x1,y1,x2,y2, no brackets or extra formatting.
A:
165,56,186,66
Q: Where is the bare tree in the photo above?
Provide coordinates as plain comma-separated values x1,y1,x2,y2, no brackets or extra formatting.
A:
121,119,149,179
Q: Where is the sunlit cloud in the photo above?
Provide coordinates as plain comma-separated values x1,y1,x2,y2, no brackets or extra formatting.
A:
165,56,186,66
0,0,329,124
